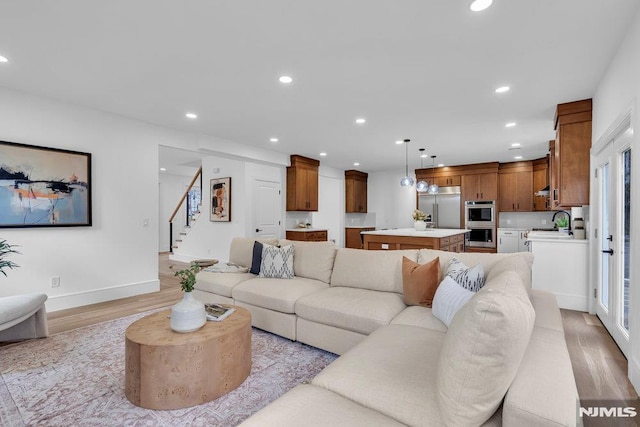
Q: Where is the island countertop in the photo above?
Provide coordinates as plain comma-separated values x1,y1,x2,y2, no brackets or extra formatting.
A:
361,228,469,238
361,228,468,252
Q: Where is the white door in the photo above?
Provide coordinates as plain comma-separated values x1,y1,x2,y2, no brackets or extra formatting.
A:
252,179,281,239
594,125,632,357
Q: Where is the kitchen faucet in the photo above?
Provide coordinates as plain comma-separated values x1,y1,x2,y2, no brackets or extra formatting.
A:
552,210,572,235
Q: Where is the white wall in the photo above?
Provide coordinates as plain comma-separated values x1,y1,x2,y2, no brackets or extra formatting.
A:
0,87,163,311
592,7,640,392
368,170,417,229
171,156,284,262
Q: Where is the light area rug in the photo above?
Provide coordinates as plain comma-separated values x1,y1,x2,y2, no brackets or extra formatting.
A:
0,310,337,426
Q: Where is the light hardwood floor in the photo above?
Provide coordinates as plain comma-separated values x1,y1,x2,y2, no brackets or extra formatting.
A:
45,254,638,403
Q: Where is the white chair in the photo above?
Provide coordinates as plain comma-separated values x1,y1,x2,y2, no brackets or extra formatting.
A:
0,293,49,342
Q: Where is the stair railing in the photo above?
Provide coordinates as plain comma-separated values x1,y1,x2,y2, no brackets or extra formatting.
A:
169,166,203,253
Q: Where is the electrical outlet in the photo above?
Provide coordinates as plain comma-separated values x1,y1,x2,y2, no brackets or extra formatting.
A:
542,219,547,225
506,219,512,225
51,277,61,288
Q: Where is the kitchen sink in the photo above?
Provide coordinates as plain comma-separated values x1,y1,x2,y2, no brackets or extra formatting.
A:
527,230,572,239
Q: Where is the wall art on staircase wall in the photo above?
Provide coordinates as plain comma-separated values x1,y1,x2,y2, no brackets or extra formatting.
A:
0,140,92,228
210,177,231,222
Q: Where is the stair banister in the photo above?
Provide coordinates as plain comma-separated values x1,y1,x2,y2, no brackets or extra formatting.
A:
168,166,202,253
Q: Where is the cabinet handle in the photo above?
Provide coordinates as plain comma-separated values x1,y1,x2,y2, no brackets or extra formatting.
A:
517,203,519,209
512,203,515,210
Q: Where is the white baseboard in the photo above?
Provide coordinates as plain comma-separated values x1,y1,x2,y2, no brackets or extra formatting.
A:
554,292,589,312
45,279,160,312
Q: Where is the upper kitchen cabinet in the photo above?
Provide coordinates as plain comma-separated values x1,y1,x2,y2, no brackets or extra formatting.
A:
433,175,461,187
551,99,592,208
532,156,549,211
286,155,319,211
461,163,499,202
498,161,533,212
345,170,368,213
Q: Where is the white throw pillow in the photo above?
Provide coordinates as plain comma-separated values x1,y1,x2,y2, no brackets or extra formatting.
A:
446,258,485,292
432,276,475,327
259,244,295,279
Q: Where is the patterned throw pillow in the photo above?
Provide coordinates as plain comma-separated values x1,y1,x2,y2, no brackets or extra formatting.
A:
432,276,475,327
446,258,485,292
259,244,295,279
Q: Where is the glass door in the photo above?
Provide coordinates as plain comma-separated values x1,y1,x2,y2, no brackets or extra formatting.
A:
594,126,632,357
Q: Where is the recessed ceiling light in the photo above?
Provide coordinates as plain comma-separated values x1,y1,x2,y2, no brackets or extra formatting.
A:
185,113,198,119
355,118,366,124
395,140,404,145
437,164,445,167
160,167,167,171
470,0,493,12
511,142,521,147
514,156,523,160
353,162,360,166
495,86,510,93
0,55,8,63
279,76,293,84
505,122,516,128
320,152,327,156
269,137,279,143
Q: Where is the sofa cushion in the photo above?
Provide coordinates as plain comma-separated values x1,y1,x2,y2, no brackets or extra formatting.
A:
390,306,447,333
485,252,534,289
295,287,405,335
312,324,445,426
229,237,279,268
232,277,328,314
249,241,263,275
436,270,535,426
446,257,485,292
402,256,441,307
194,271,255,298
528,289,565,333
330,249,418,293
418,249,516,281
239,384,407,427
432,276,475,327
259,244,295,279
280,239,337,284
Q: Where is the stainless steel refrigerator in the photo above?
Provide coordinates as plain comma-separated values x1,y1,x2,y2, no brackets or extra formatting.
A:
417,186,462,229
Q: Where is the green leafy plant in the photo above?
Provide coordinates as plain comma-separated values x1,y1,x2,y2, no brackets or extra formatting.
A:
0,239,20,277
555,216,569,228
171,263,201,292
412,209,427,221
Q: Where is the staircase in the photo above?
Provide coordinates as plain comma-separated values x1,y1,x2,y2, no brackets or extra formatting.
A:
169,166,203,253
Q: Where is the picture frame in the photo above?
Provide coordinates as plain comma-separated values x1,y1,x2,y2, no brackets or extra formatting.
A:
0,140,92,228
210,177,231,222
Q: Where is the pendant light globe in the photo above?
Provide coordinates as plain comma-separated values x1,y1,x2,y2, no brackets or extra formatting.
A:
416,148,428,192
400,139,414,187
427,155,439,194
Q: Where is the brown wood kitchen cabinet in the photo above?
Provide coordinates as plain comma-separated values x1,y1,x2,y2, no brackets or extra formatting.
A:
345,170,368,213
286,230,328,242
551,99,592,208
433,175,461,187
462,173,498,202
498,162,533,212
286,155,319,211
533,156,549,211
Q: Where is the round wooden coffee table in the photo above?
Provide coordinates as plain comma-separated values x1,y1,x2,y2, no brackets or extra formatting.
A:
124,306,251,410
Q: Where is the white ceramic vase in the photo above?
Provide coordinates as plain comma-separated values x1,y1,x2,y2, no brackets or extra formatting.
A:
170,292,207,333
414,221,427,231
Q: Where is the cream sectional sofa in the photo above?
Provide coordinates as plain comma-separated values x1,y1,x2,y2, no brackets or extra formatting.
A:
194,238,579,426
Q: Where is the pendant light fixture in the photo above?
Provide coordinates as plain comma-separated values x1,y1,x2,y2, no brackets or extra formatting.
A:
400,139,415,187
416,148,428,193
427,155,439,194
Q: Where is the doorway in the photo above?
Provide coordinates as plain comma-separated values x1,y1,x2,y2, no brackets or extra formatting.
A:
593,124,632,357
252,179,282,239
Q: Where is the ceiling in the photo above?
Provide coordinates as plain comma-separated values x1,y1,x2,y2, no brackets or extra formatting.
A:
1,1,638,174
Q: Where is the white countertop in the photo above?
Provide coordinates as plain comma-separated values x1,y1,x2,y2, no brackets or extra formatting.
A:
361,228,469,238
527,236,588,244
345,226,376,229
285,228,327,232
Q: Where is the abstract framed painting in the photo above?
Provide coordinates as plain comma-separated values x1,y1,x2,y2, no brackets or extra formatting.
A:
210,177,231,222
0,140,92,228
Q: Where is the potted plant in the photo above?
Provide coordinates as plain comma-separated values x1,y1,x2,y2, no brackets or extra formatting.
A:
412,209,428,231
555,216,569,233
169,263,207,333
0,239,20,277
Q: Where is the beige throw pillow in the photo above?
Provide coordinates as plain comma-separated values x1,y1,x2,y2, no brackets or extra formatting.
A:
401,256,441,307
436,270,535,425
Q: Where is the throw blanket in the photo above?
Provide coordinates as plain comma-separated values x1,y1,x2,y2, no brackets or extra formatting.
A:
204,262,250,273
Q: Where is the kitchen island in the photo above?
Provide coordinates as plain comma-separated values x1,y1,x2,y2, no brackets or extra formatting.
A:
361,228,468,252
